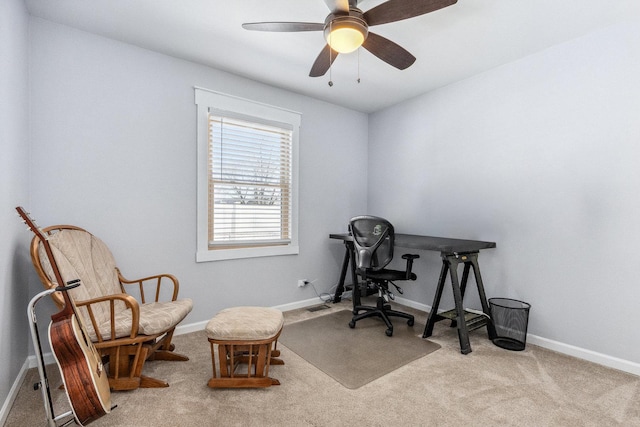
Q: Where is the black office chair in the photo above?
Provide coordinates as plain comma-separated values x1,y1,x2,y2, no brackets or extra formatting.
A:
348,216,419,337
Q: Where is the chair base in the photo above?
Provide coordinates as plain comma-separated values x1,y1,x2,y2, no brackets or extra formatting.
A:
350,297,415,337
101,332,188,391
207,339,283,389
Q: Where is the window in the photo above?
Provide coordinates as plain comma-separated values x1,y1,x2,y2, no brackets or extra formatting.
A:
195,88,300,261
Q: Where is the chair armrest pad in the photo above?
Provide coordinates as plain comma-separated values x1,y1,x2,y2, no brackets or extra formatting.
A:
401,253,419,279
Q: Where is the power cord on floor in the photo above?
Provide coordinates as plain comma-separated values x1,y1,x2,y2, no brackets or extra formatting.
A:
309,280,335,303
303,279,363,304
464,307,492,320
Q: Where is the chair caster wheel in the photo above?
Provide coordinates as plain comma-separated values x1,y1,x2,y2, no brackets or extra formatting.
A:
385,328,393,337
407,319,414,326
349,321,356,329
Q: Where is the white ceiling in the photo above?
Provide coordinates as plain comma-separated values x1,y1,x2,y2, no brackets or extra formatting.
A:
24,0,640,113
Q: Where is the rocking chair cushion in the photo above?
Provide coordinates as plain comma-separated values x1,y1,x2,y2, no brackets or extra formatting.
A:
38,229,123,301
91,298,193,341
37,227,193,341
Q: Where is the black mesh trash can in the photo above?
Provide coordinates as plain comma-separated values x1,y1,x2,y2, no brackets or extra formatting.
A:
489,298,531,351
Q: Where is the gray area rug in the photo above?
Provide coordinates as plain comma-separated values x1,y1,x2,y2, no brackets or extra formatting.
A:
278,309,440,389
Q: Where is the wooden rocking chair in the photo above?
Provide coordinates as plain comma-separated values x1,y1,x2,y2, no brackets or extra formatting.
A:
30,225,193,391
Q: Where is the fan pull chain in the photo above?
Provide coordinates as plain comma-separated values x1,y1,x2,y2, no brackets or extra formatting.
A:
328,21,333,87
329,54,333,87
357,48,361,84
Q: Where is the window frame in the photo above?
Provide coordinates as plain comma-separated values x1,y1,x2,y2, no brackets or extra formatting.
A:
195,87,300,262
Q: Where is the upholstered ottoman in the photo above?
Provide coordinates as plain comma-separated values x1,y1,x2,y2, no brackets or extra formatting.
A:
206,306,284,388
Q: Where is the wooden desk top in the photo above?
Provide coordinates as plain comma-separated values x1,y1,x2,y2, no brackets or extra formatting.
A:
329,233,496,254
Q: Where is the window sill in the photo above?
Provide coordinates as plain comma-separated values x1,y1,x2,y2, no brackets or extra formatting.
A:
196,245,299,262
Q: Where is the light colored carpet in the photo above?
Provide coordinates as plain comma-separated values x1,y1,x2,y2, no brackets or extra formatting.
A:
279,309,439,389
4,300,640,426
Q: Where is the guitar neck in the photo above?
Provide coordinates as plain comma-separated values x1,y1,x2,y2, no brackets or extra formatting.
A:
15,207,75,318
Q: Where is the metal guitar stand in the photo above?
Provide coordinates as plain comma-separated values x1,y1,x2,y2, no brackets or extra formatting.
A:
27,288,76,427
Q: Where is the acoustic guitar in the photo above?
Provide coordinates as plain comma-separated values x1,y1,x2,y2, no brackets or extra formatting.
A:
17,207,111,426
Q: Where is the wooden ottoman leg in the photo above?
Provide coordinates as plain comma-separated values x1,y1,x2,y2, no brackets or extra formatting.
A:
207,341,278,388
270,340,284,366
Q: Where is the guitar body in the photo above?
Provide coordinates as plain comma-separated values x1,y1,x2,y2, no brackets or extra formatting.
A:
49,311,112,425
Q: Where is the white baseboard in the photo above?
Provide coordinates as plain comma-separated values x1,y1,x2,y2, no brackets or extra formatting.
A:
21,296,640,380
273,297,329,313
21,296,328,366
32,297,640,378
393,295,640,377
394,296,431,313
174,319,209,335
174,296,326,337
526,334,640,376
0,359,30,426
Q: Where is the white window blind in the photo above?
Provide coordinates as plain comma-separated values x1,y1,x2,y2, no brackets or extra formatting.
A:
195,87,300,262
208,113,292,247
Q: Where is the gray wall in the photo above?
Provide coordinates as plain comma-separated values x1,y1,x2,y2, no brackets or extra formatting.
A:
2,15,368,419
28,18,368,328
368,19,640,366
0,0,31,421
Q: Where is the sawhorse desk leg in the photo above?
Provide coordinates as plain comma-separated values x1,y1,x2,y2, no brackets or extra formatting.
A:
422,252,496,354
332,245,351,303
333,241,362,307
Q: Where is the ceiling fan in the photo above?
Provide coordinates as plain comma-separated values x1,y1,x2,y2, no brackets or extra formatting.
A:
242,0,458,78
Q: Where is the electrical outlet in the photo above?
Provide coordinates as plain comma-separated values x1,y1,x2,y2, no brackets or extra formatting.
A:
297,279,308,288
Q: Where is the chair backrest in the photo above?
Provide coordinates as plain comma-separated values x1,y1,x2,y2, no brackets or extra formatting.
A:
349,216,394,271
31,226,125,327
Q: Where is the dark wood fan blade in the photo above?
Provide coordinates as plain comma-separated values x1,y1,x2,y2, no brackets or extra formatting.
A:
362,32,416,70
364,0,457,26
324,0,350,13
242,22,324,32
309,45,340,77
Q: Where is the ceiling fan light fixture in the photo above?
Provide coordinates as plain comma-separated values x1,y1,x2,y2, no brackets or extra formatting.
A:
324,16,368,54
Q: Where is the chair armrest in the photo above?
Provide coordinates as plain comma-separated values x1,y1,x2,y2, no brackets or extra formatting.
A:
401,253,420,279
116,267,180,303
74,293,140,341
